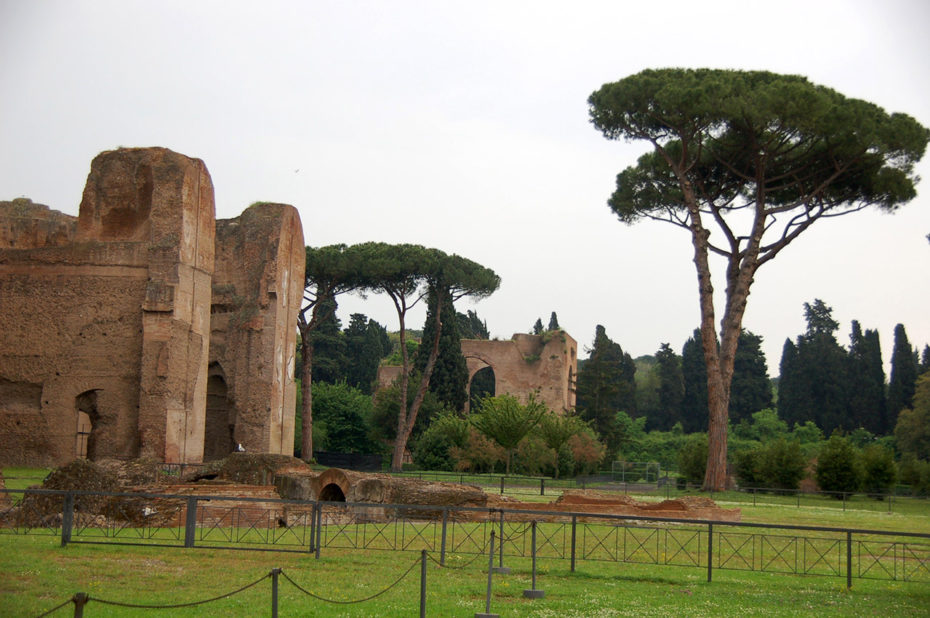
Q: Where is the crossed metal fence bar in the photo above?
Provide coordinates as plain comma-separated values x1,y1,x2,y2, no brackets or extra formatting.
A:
2,487,928,588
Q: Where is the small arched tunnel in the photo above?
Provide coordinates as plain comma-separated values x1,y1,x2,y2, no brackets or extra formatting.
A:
319,483,346,502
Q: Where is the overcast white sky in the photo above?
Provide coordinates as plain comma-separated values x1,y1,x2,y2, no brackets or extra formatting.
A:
2,0,928,375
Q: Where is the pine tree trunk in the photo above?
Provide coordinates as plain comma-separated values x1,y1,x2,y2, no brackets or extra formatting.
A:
391,292,444,471
300,327,314,462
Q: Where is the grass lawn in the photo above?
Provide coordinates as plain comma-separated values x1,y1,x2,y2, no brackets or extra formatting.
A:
3,469,929,616
2,535,930,617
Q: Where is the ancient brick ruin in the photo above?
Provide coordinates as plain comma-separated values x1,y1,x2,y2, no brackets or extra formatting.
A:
0,147,304,467
377,331,578,413
462,331,577,413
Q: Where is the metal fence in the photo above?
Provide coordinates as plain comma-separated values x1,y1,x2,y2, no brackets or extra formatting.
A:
390,470,929,514
2,487,928,588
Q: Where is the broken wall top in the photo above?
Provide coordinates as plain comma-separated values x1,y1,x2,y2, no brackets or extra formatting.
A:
76,147,215,273
0,198,77,249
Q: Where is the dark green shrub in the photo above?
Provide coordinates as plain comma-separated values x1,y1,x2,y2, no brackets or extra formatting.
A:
412,412,469,471
733,448,762,488
734,438,806,490
899,456,930,497
815,434,862,496
311,381,375,453
677,434,708,485
761,438,807,490
860,444,897,498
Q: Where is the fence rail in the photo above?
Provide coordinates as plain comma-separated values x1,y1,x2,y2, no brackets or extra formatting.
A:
392,470,930,513
3,487,929,589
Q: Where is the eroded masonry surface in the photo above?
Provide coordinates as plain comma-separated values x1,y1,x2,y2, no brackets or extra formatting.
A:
0,147,304,466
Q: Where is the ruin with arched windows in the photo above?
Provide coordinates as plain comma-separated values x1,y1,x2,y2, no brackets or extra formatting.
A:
0,147,304,467
377,331,577,414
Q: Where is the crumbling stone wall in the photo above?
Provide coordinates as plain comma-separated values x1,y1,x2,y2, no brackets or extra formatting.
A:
461,331,577,413
377,331,577,414
209,204,303,459
0,147,304,467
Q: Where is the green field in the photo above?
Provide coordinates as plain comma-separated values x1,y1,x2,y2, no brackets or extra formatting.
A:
3,469,930,616
2,504,929,616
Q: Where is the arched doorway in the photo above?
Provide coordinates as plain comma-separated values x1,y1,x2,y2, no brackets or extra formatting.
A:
319,483,346,502
468,366,496,412
203,368,235,461
75,390,100,460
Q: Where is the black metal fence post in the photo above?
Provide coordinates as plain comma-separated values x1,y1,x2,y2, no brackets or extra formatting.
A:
523,521,545,599
570,515,577,572
420,549,427,618
475,531,499,618
183,496,198,548
271,568,280,618
440,508,448,566
308,502,317,553
493,510,510,574
61,492,74,547
71,592,88,618
540,478,545,496
846,531,853,589
315,504,323,559
707,523,714,583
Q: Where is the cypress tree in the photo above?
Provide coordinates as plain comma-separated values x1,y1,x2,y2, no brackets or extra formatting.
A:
888,324,919,428
921,345,930,376
548,311,560,331
343,314,389,395
415,289,468,412
847,321,887,433
457,309,489,339
309,298,346,384
575,325,637,456
730,330,773,424
777,301,849,434
652,343,684,431
680,329,708,432
777,338,803,428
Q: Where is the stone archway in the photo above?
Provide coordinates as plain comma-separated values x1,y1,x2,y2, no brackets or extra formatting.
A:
466,364,496,413
203,365,235,461
460,331,578,414
74,390,100,460
319,483,346,502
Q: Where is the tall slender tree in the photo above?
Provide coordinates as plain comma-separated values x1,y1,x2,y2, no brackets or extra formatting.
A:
344,314,389,395
358,243,500,471
889,323,919,428
548,312,560,331
847,321,886,433
681,330,709,432
777,338,803,428
729,330,773,424
777,300,850,434
589,69,928,488
575,325,637,456
309,299,346,384
651,343,684,431
298,244,370,460
415,288,469,412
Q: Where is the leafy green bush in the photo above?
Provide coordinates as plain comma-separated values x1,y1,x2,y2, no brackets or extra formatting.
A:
449,427,505,473
567,429,606,476
311,381,376,453
677,434,708,485
762,438,807,490
412,413,464,470
514,435,557,476
860,444,897,498
733,438,806,490
815,434,862,496
899,455,930,497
